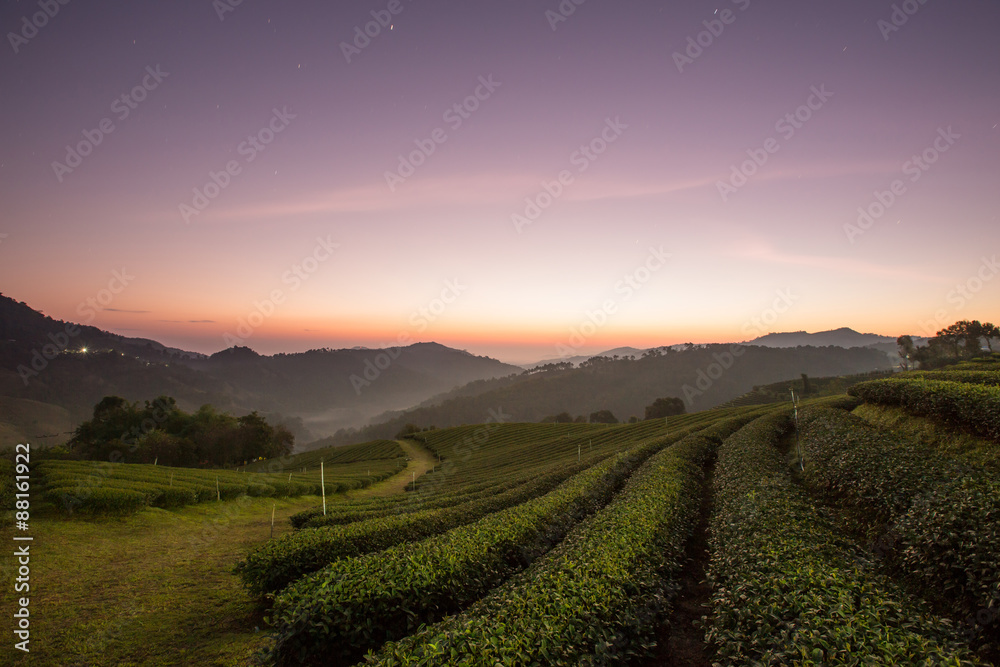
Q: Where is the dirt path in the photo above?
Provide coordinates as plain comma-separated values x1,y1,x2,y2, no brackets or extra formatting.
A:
641,465,715,667
346,439,437,499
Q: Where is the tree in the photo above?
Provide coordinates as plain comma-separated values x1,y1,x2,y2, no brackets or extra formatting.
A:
93,395,129,421
395,423,422,439
69,396,141,458
529,362,573,374
580,356,613,368
589,410,618,424
897,335,916,370
270,424,295,459
982,322,1000,352
235,412,275,463
801,374,813,395
936,321,987,360
912,337,953,369
68,397,292,467
644,397,685,420
540,412,573,423
965,320,999,354
909,321,994,369
141,430,196,467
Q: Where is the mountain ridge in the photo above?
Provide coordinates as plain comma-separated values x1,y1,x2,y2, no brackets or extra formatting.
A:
0,295,522,445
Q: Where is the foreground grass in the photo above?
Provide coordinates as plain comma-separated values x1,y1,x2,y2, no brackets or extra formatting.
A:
1,494,323,666
0,441,441,665
344,439,437,499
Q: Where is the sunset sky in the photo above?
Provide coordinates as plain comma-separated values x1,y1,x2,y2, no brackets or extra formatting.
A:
1,0,997,365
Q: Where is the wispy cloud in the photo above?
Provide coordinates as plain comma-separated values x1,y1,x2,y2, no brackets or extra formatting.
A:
105,308,151,314
171,171,722,224
730,243,948,284
159,319,216,324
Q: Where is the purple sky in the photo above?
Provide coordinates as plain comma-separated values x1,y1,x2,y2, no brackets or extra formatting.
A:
1,0,997,365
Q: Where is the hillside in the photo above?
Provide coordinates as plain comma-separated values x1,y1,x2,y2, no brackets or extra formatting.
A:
0,296,523,446
0,293,207,366
523,346,649,369
324,343,892,445
748,327,894,348
181,342,522,437
8,361,999,665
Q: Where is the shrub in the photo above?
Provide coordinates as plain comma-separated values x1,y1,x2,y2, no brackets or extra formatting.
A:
367,433,714,666
850,378,1000,442
46,486,149,516
246,483,276,497
706,414,975,665
266,441,665,665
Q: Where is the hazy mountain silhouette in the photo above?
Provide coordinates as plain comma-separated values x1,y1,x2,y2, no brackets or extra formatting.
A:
0,295,522,446
321,343,894,447
524,347,649,369
748,327,896,348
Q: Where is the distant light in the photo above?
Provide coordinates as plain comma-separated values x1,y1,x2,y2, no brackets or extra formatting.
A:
81,347,88,353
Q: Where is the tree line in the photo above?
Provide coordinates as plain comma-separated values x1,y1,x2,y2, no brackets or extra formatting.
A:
898,320,999,369
66,395,293,467
541,397,686,424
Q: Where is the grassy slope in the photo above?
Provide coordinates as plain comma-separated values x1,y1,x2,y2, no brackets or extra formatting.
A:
0,395,74,449
1,495,323,666
349,440,436,498
0,440,441,666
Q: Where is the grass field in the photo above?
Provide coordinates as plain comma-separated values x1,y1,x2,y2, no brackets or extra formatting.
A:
1,495,319,666
0,439,434,666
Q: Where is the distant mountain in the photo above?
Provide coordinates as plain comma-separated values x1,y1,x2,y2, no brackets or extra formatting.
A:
0,293,207,367
0,296,522,447
530,330,911,366
182,342,522,436
524,347,649,369
326,343,894,445
748,328,897,349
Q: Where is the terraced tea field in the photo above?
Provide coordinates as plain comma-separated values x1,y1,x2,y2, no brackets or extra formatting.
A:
4,367,998,665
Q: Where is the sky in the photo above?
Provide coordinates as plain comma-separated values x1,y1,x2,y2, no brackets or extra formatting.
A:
0,0,997,366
